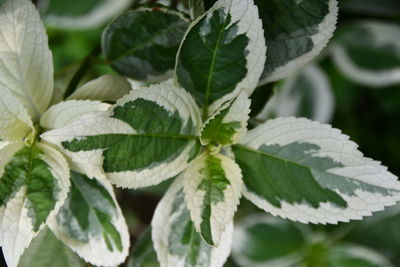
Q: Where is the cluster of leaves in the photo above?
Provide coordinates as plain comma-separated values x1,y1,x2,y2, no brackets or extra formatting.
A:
0,0,400,267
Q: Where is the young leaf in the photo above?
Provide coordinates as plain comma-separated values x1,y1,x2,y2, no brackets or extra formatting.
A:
175,0,266,114
331,21,400,87
257,64,334,124
201,93,250,146
232,117,400,224
188,0,205,19
48,171,130,267
42,0,132,30
256,0,338,85
0,88,33,141
42,81,202,189
68,74,132,102
152,177,233,267
18,227,85,267
0,0,54,121
0,142,70,267
102,6,189,82
40,100,110,130
232,215,308,267
183,153,243,246
126,228,159,267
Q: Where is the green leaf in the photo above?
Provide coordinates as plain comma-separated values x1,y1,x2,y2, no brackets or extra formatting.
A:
175,0,266,116
0,142,70,267
331,21,400,87
188,0,205,19
257,64,334,124
41,0,132,30
201,93,250,146
18,227,85,267
183,153,243,246
232,215,308,267
102,6,189,82
256,0,338,85
127,228,159,267
232,117,400,224
49,171,130,266
42,81,202,189
152,177,233,267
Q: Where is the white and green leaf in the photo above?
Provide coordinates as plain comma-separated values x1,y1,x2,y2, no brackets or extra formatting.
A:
175,0,266,115
48,171,130,267
232,117,400,224
0,142,70,267
232,215,308,267
257,64,334,124
42,81,202,189
0,0,54,121
18,227,85,267
257,0,338,85
67,74,132,102
0,88,33,141
41,0,132,30
201,93,250,146
331,21,400,87
188,0,205,19
40,100,110,130
152,177,233,267
102,6,189,82
183,152,242,246
126,228,159,267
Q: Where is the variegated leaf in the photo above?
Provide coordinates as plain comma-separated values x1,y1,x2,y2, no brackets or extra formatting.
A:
18,227,85,267
257,64,334,123
40,100,110,130
257,0,338,85
42,0,132,30
48,171,130,267
152,177,233,267
102,6,189,82
0,0,53,121
189,0,205,19
232,215,308,267
67,75,132,102
42,81,202,189
183,152,242,246
175,0,266,116
331,21,400,87
0,88,33,141
232,117,400,224
126,228,159,267
201,93,250,146
0,142,70,267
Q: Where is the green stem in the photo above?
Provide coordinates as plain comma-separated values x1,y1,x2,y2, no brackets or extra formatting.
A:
63,45,101,99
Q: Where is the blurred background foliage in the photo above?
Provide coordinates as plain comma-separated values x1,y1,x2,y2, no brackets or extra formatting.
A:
4,0,399,266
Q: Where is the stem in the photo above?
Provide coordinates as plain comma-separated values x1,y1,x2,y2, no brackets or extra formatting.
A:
63,45,101,99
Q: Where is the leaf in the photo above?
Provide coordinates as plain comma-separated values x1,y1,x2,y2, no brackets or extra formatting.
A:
183,152,242,246
256,0,338,85
331,21,400,87
188,0,205,19
127,228,159,267
18,227,85,267
42,81,202,189
0,88,33,141
232,117,400,224
68,74,132,102
48,171,130,267
42,0,132,30
0,0,54,121
152,177,233,267
201,93,250,146
324,244,395,267
175,0,266,115
257,64,334,124
40,100,110,130
232,215,308,267
0,142,70,267
102,6,189,82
